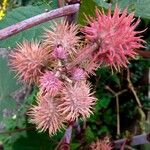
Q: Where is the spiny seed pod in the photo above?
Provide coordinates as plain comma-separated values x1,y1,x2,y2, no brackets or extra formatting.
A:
43,20,80,58
82,6,145,71
58,81,96,121
9,40,50,84
28,93,65,136
90,138,112,150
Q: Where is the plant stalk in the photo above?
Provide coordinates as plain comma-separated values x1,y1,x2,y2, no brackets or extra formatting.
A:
0,4,80,40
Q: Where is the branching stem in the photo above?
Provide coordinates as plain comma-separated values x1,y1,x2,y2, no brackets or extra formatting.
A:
127,68,142,108
105,86,127,136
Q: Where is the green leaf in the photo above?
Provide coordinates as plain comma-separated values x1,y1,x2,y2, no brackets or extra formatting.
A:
93,0,110,9
110,74,120,86
103,109,116,126
97,126,109,135
94,0,150,20
12,128,65,150
96,96,111,109
70,143,80,150
12,131,55,150
52,0,58,9
100,97,111,109
0,56,20,121
77,0,98,25
85,126,95,142
0,5,52,48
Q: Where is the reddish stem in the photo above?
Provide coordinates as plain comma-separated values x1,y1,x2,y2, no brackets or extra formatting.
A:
0,4,80,40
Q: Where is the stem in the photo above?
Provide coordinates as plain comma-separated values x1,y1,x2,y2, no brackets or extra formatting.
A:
55,2,81,149
55,125,73,150
105,86,128,136
0,4,80,40
135,49,150,58
116,96,120,136
114,133,150,149
127,68,142,108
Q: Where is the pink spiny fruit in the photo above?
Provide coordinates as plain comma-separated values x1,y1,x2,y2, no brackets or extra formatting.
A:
90,138,112,150
58,81,96,121
82,6,145,71
28,93,65,136
43,20,79,58
9,40,50,84
39,71,63,96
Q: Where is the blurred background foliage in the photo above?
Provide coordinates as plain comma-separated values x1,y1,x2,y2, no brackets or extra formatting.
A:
0,0,150,149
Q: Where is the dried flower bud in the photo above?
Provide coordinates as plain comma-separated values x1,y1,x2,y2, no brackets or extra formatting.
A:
39,71,63,96
71,67,85,81
53,45,67,59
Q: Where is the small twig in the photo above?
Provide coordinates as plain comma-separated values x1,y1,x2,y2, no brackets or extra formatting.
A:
135,49,150,58
114,133,150,149
105,86,128,96
105,86,128,136
105,85,116,95
0,4,80,40
116,96,120,136
127,68,142,108
117,89,128,96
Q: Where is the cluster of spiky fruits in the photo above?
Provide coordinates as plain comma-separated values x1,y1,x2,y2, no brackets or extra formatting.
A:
9,6,144,136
